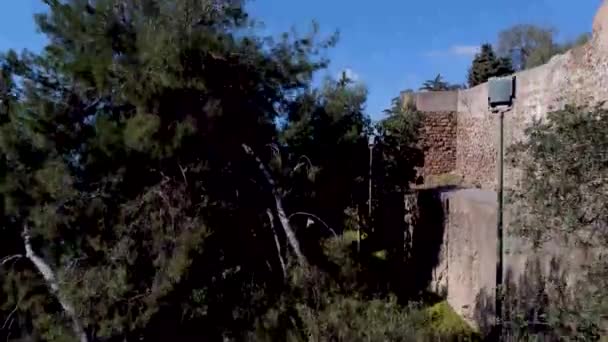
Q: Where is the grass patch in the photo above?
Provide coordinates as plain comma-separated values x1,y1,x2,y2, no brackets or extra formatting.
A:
424,173,463,187
342,230,368,244
425,301,479,340
371,249,387,261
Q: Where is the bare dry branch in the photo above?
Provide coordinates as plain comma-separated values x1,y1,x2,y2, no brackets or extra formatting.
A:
178,163,188,186
22,225,88,342
5,318,14,342
242,144,306,265
1,301,19,330
0,255,23,267
266,209,286,279
288,212,338,237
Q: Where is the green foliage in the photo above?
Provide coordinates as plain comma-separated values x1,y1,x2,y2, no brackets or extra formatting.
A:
507,105,608,340
498,25,557,70
280,79,371,230
252,235,477,342
298,295,426,342
467,44,514,87
420,74,449,91
508,105,608,246
497,24,591,70
501,259,604,341
377,96,424,193
0,0,464,341
419,74,464,91
420,173,464,189
559,33,592,52
0,0,339,340
426,301,478,339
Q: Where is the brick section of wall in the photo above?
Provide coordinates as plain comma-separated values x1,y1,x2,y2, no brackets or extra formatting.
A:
420,112,457,177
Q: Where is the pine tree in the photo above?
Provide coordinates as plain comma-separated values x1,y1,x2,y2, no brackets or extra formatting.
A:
0,1,435,341
0,0,335,340
281,79,370,231
467,44,514,87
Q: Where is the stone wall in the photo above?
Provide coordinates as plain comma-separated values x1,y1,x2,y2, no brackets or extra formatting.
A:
401,90,458,113
429,189,600,332
456,1,608,190
404,0,608,188
435,189,497,329
406,0,608,331
419,112,457,177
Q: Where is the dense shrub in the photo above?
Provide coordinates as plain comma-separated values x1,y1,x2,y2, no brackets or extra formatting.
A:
251,234,479,342
507,105,608,340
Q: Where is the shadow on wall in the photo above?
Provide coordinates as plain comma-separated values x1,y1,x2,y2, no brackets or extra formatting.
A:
365,187,454,302
409,187,453,297
473,257,598,341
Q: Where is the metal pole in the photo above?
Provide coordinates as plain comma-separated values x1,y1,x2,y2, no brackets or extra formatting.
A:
496,110,504,338
368,144,373,232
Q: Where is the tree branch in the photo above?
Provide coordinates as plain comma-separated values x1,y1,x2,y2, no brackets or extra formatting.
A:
178,163,189,186
5,318,15,342
288,212,338,237
0,255,23,267
266,209,286,279
22,225,88,342
242,144,306,265
1,301,19,330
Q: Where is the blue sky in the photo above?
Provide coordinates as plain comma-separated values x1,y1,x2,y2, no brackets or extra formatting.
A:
0,0,600,119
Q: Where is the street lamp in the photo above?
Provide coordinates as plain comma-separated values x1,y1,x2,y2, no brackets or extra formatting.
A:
363,133,376,254
488,75,516,338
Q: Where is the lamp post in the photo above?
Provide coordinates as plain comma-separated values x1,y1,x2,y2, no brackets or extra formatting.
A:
488,75,516,340
364,134,376,253
496,108,505,336
368,135,376,219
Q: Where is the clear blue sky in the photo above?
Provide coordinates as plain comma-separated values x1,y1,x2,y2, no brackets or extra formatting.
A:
0,0,600,119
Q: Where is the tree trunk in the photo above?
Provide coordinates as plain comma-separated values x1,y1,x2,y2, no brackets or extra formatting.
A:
22,225,88,342
242,144,306,265
266,209,287,279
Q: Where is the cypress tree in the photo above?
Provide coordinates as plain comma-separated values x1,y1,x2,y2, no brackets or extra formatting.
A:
467,43,514,87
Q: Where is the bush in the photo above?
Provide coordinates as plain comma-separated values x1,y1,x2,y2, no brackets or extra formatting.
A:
251,235,478,341
507,105,608,340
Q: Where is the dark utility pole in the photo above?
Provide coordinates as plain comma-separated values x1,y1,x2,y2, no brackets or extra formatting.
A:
365,134,376,253
368,142,373,222
496,109,505,337
488,75,516,340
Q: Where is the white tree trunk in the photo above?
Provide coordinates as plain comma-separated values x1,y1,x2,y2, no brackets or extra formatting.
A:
22,225,88,342
266,209,287,278
242,144,306,265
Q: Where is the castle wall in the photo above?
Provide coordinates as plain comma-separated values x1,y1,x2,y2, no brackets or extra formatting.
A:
405,1,608,331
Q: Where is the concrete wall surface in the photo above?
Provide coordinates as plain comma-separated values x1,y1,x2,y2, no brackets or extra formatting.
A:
429,188,601,331
432,189,497,328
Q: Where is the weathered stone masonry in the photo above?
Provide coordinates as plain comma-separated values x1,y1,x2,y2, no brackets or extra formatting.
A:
404,0,608,188
419,111,456,177
401,0,608,329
